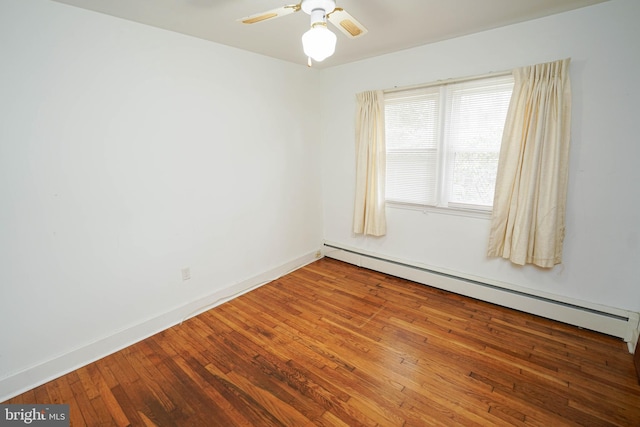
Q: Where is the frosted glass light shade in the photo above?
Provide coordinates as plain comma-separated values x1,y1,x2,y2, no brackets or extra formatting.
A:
302,25,337,62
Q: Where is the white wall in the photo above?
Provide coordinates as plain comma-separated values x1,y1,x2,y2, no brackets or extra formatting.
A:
321,0,640,313
0,0,323,399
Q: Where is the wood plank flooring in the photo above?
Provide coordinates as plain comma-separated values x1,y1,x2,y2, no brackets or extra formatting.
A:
4,257,640,426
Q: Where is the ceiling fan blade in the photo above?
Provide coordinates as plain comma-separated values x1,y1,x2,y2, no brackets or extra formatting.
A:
327,8,368,38
237,4,300,25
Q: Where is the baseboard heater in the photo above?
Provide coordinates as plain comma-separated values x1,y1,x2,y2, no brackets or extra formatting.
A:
322,242,639,353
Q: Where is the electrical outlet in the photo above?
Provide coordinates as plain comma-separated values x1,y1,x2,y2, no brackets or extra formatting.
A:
181,267,191,281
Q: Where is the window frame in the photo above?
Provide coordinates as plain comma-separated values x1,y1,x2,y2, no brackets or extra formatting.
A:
383,72,514,216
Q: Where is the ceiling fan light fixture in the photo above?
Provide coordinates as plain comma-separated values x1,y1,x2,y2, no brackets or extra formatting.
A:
238,0,368,65
302,23,337,62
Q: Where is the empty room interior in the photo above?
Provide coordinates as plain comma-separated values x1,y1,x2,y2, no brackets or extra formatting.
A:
1,0,640,425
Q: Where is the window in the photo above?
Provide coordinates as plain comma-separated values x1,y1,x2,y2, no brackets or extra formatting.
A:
385,75,514,211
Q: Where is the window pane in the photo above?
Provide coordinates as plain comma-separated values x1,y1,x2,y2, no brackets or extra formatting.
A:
385,89,439,150
446,78,513,207
386,150,437,205
385,88,440,206
451,151,499,206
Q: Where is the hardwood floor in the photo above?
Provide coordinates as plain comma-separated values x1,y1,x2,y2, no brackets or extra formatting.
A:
4,257,640,426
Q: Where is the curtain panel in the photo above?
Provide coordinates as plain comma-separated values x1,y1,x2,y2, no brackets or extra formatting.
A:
353,90,387,236
487,58,572,268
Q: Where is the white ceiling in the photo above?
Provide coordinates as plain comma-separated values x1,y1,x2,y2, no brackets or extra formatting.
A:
52,0,608,68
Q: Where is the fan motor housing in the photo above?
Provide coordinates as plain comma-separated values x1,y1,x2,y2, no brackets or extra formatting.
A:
301,0,336,15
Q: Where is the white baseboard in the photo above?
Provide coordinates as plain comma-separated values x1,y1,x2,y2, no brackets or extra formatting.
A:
323,241,640,353
0,250,320,402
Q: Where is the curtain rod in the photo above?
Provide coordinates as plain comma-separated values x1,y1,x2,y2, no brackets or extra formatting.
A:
383,69,513,94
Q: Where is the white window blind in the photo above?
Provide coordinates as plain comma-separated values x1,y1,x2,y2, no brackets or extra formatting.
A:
385,87,440,205
385,74,514,211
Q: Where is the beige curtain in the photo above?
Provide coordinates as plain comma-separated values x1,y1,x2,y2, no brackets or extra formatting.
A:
353,90,386,236
487,58,572,268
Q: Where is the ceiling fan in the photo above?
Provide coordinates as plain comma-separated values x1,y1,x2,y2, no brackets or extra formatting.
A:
237,0,368,65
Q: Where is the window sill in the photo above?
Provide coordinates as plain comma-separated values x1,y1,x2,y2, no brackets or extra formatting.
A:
386,202,492,220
